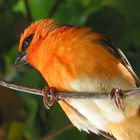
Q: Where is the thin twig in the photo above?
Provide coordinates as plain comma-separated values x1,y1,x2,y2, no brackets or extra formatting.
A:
0,80,140,100
23,0,32,22
0,80,42,96
42,123,73,140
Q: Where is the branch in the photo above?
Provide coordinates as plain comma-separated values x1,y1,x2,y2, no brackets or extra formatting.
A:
42,123,73,140
0,80,42,96
23,0,32,22
0,80,140,100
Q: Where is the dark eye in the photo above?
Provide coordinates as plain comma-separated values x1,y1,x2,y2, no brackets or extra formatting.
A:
22,34,34,50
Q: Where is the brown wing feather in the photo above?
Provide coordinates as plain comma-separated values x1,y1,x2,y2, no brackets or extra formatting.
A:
102,37,140,87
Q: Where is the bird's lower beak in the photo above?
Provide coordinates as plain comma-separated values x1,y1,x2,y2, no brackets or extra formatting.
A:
14,51,27,68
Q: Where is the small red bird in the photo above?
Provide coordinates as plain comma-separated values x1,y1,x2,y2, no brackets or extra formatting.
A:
14,19,140,140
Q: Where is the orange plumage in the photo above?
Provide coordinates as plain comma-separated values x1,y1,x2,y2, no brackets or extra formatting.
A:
15,19,140,140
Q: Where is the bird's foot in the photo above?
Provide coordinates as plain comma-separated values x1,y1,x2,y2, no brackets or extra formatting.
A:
109,87,123,110
42,86,57,109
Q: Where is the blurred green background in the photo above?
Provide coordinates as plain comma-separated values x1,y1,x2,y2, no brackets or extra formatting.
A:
0,0,140,140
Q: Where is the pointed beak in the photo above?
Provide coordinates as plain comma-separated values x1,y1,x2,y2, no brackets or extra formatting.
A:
14,51,27,68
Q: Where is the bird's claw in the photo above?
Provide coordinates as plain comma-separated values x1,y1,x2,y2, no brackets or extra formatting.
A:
109,87,123,110
42,87,57,109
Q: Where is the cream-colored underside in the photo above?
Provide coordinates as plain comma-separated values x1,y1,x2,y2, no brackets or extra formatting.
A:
63,77,140,134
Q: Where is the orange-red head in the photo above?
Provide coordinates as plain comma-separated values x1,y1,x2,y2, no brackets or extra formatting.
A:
14,18,64,67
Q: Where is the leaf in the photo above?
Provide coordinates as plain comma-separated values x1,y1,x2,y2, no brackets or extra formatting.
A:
103,0,140,23
54,0,103,26
7,121,27,140
12,0,26,15
28,0,57,20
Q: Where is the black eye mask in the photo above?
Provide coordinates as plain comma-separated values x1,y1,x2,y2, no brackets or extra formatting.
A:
22,34,34,50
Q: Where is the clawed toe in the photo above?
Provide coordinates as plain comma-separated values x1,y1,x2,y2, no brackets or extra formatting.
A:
42,87,57,109
109,87,123,110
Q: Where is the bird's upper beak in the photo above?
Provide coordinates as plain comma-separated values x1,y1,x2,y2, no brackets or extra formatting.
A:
14,51,27,68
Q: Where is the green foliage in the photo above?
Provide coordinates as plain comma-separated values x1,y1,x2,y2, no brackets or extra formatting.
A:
0,0,139,140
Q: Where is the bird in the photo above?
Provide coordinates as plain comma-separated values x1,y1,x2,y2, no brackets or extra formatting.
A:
14,18,140,140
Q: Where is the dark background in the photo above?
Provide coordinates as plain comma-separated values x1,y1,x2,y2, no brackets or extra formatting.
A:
0,0,140,140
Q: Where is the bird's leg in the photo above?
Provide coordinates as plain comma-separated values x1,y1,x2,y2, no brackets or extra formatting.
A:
109,87,123,110
42,86,57,109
